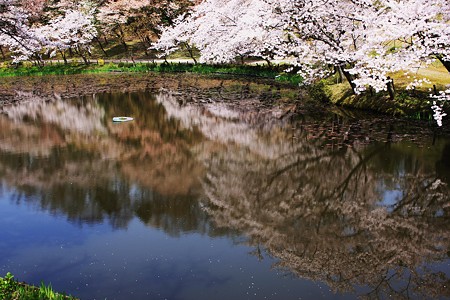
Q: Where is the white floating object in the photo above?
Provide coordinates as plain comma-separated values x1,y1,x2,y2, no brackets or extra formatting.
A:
112,116,134,122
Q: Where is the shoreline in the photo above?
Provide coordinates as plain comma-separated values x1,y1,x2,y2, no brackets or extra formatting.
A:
0,66,447,128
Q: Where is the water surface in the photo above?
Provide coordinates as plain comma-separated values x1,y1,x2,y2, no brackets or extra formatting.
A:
0,74,449,299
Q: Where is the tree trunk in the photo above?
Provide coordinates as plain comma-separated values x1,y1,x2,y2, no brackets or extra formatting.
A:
80,53,89,65
94,37,108,57
239,55,245,65
341,68,357,94
0,46,5,60
75,46,90,65
436,55,450,72
335,66,344,83
59,50,68,64
115,26,128,52
386,76,395,100
33,54,44,67
121,38,128,52
184,43,197,64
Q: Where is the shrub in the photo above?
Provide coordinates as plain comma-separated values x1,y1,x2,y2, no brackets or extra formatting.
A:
307,80,330,102
0,272,18,299
0,273,78,300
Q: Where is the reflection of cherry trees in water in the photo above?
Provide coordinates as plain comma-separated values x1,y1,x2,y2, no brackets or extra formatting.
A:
155,91,449,297
0,74,297,234
0,77,449,298
199,125,449,298
0,90,208,233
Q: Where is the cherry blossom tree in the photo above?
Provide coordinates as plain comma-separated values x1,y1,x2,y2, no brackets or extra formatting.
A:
376,0,450,72
154,0,286,64
352,0,450,125
40,7,98,64
155,0,450,125
96,0,149,51
346,0,450,95
0,0,46,63
127,0,193,56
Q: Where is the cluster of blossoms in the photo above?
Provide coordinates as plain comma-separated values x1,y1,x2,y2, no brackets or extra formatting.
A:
406,78,432,90
430,89,450,126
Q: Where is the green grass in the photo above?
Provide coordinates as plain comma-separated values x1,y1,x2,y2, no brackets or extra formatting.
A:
0,272,78,300
0,61,303,85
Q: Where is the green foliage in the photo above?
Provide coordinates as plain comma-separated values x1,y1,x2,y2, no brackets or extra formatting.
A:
275,73,303,85
1,272,18,299
0,273,78,300
0,61,304,86
307,80,330,102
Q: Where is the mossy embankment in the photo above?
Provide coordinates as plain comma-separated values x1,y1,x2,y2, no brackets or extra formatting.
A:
308,64,450,120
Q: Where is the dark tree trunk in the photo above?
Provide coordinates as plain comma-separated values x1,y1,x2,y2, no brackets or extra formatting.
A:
184,43,197,64
239,55,245,65
80,54,89,65
141,36,153,56
121,39,128,52
115,26,128,52
112,26,128,52
74,46,90,65
335,66,344,83
341,68,357,94
59,50,68,64
0,46,5,60
94,37,108,57
436,55,450,72
33,54,44,67
386,76,395,100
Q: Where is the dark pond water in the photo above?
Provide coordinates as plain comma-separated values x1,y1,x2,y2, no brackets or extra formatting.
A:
0,74,449,300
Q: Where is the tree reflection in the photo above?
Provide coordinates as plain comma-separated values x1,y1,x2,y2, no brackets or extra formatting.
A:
0,78,448,298
0,91,207,233
199,124,450,298
155,91,449,298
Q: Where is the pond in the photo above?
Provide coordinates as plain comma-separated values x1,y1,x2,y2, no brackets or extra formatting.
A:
0,74,449,300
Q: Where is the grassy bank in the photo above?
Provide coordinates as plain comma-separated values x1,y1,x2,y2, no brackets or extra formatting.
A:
0,61,303,85
308,64,450,120
0,272,78,300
